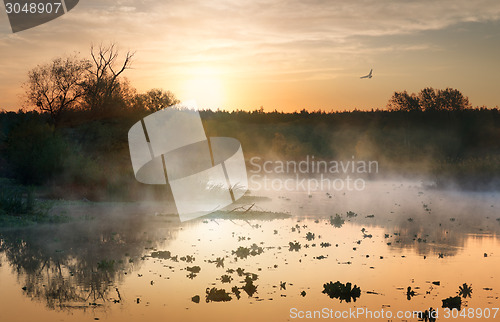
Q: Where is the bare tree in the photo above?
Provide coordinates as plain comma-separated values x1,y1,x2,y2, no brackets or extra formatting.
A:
24,56,90,124
84,43,135,112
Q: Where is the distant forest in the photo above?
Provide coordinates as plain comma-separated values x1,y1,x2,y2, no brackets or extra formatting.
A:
0,44,499,204
1,107,499,200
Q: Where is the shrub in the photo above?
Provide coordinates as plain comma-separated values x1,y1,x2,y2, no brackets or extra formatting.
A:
5,120,68,185
0,181,34,216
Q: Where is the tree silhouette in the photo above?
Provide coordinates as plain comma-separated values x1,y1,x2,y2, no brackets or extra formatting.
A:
24,55,90,124
436,88,471,111
137,88,179,112
387,87,471,112
83,43,135,114
418,87,439,112
387,91,421,112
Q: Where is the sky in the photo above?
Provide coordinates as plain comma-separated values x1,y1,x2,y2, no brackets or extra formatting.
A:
1,0,500,112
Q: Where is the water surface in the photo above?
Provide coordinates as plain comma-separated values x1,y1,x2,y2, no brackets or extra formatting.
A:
1,181,499,321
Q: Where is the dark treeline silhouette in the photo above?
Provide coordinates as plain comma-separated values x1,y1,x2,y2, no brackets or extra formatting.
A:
1,106,499,202
387,87,472,112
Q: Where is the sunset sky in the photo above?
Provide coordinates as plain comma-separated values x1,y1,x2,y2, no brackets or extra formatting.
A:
1,0,500,112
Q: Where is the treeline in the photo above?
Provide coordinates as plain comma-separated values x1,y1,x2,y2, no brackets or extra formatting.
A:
201,108,500,169
387,87,473,112
1,107,499,201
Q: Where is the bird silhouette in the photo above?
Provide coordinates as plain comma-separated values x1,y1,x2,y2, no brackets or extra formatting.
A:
360,69,373,79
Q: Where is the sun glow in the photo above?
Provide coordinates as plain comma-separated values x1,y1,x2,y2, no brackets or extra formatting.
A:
180,66,225,109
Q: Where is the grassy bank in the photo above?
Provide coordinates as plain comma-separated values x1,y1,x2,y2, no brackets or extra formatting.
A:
0,180,66,226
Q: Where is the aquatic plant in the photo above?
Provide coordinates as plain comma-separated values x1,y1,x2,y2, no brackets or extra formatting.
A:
232,286,241,300
346,211,357,218
206,287,232,302
417,308,437,322
458,283,473,298
220,274,233,283
246,273,258,281
406,286,416,300
442,296,461,310
208,257,224,267
150,251,171,260
186,266,201,274
249,243,264,255
305,232,315,241
242,277,258,297
289,241,301,251
329,214,344,228
236,268,246,276
232,246,250,259
232,244,263,259
180,255,195,263
322,281,361,303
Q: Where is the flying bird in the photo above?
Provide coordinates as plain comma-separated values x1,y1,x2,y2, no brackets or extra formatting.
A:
360,69,373,79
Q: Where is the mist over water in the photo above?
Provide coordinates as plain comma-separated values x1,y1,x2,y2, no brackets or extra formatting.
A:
1,178,499,321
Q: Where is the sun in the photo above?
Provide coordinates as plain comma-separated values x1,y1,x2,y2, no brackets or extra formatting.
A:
180,66,225,109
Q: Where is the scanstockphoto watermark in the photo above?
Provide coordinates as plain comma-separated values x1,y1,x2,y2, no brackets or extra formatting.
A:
248,155,378,193
289,307,499,320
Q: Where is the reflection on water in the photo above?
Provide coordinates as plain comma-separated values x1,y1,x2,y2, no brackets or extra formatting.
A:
0,181,499,321
0,209,178,312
